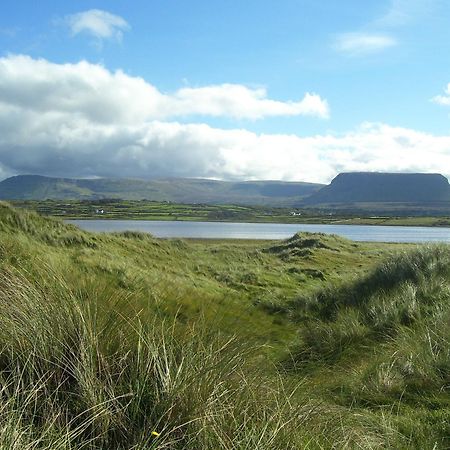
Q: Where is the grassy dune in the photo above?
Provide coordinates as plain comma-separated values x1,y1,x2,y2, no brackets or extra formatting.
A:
0,202,448,449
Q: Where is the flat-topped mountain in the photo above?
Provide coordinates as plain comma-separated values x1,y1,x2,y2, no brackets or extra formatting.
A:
305,172,450,204
2,172,450,209
0,175,323,206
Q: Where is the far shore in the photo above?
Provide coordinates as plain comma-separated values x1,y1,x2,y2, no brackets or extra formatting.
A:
9,199,450,228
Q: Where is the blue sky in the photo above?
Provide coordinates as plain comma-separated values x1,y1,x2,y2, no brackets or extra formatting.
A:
0,0,449,182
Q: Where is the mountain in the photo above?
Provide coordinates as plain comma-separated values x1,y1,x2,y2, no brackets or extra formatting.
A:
3,172,450,209
0,175,323,206
304,172,450,205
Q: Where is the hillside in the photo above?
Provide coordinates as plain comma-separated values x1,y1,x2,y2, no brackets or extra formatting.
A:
305,172,450,205
0,175,323,206
0,203,448,448
3,173,450,213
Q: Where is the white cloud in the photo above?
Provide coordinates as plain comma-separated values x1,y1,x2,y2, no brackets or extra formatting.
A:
332,1,437,58
169,85,329,119
0,55,449,183
376,0,433,27
333,33,397,56
0,55,329,121
66,9,129,42
432,84,450,106
377,0,414,26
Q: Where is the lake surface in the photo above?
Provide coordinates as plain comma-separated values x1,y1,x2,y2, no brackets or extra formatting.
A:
66,220,450,243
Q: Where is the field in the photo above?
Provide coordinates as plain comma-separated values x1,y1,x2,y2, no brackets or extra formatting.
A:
0,201,449,449
11,199,450,227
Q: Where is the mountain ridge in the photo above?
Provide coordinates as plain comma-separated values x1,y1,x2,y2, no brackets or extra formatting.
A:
0,174,323,206
1,172,450,208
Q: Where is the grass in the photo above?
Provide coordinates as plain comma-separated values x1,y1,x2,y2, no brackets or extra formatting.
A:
10,199,450,227
0,201,448,448
0,268,305,449
280,246,450,448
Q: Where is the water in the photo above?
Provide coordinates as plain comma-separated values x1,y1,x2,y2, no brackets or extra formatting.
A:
66,220,450,243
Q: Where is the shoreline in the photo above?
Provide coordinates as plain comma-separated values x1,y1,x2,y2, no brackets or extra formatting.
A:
61,215,450,228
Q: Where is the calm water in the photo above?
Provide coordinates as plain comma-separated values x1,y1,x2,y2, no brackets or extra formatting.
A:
66,220,450,243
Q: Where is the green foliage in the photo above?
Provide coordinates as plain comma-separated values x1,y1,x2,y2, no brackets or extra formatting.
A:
285,246,450,448
0,202,449,448
0,267,313,449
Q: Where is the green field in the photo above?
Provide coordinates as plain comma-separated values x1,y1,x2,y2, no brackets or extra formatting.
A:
0,201,449,449
11,199,450,227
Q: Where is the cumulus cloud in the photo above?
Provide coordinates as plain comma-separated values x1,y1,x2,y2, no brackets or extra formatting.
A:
0,55,329,121
432,84,450,106
66,9,129,42
169,85,329,119
333,33,397,56
0,55,449,183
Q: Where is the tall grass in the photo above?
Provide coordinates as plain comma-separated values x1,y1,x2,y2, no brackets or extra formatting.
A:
284,246,450,448
1,203,449,448
288,245,450,322
0,263,419,449
286,246,450,368
0,264,320,449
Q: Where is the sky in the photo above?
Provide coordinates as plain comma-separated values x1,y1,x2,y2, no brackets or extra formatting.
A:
1,0,450,183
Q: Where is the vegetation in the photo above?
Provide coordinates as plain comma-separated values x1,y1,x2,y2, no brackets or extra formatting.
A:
0,202,448,448
11,198,450,227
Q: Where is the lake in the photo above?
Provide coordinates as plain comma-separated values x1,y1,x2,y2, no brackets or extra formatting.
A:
66,220,450,243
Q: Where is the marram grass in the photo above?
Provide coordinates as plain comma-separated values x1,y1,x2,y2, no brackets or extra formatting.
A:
0,265,316,449
0,202,449,448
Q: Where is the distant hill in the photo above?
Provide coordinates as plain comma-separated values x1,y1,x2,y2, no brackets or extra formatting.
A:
304,172,450,205
3,172,450,209
0,175,323,206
